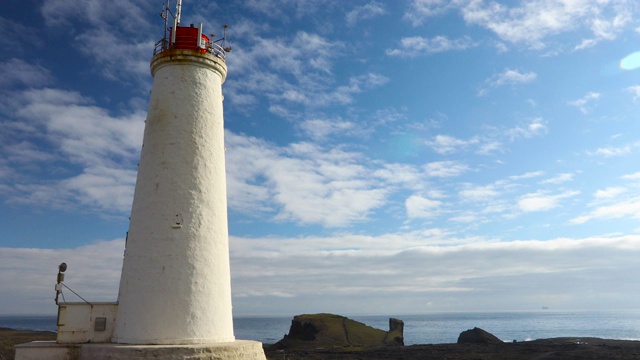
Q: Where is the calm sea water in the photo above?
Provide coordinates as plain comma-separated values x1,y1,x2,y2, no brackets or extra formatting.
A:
3,311,640,345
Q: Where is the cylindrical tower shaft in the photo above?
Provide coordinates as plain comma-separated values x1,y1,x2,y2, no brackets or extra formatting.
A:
112,49,232,345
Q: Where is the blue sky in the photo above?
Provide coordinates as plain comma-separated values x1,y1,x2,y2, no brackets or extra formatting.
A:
2,0,640,316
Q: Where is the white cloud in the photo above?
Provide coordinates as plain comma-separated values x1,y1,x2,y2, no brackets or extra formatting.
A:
575,9,632,50
223,30,390,112
346,2,386,26
594,187,627,199
518,190,580,212
510,171,545,181
541,173,574,185
571,196,640,224
424,161,469,178
587,144,634,157
459,184,499,202
404,0,461,25
386,35,475,57
476,141,502,155
373,163,425,191
0,239,124,314
568,92,601,114
299,118,358,141
40,1,155,85
627,85,640,101
1,88,144,214
506,118,548,140
76,30,154,82
0,59,53,87
225,132,389,227
463,1,632,50
5,232,640,315
404,1,635,50
425,135,479,154
479,68,537,95
622,172,640,181
405,194,442,219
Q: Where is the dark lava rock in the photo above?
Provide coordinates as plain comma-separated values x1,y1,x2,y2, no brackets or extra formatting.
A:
273,313,404,350
457,327,503,344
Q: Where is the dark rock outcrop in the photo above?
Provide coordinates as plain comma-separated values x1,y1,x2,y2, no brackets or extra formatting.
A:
457,327,503,344
273,313,404,350
387,318,404,345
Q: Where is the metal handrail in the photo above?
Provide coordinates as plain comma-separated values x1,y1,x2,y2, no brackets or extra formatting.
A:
207,41,227,61
153,37,227,62
154,38,169,55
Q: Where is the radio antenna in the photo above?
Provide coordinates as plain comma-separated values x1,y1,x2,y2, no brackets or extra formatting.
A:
176,0,183,26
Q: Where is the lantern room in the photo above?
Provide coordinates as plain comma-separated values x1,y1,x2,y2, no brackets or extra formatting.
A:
172,24,209,52
153,1,231,60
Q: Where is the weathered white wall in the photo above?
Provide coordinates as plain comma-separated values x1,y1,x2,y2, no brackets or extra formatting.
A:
112,50,233,345
57,302,117,343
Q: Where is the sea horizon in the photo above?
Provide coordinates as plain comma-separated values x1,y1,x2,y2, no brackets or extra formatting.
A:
3,310,640,345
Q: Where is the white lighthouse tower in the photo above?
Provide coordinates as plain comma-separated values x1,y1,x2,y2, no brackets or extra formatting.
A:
15,1,266,359
113,7,234,347
109,1,266,357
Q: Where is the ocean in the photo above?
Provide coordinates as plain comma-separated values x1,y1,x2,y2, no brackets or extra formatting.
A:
2,311,640,345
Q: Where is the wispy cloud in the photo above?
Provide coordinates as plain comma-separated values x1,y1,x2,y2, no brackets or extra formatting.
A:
299,118,359,141
386,35,476,57
479,68,537,96
568,92,601,114
518,190,580,212
1,88,143,214
404,0,462,25
571,196,640,224
575,9,632,50
0,239,124,314
541,173,574,185
404,1,635,51
627,85,640,101
425,135,479,154
587,143,637,157
40,1,155,85
467,1,629,50
510,171,545,181
459,184,499,202
622,172,640,181
346,2,386,26
225,132,389,227
405,194,442,219
505,118,547,140
0,59,53,87
424,161,469,178
594,186,627,199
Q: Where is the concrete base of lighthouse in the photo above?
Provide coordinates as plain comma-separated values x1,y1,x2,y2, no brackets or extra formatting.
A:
15,340,267,360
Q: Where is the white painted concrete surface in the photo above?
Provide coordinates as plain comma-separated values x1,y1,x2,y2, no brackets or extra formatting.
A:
16,340,266,360
112,50,234,345
57,302,117,343
15,342,78,360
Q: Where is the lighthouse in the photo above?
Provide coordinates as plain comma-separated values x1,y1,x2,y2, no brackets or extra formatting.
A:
15,1,266,359
113,7,234,347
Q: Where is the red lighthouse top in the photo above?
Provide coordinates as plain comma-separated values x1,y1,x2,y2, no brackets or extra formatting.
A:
153,0,230,60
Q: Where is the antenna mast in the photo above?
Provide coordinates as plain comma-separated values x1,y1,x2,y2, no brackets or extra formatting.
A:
176,0,182,26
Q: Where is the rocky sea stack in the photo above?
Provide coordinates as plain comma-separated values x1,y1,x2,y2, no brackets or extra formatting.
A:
273,313,404,350
457,327,504,344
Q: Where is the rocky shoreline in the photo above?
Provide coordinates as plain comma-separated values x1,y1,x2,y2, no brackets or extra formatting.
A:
3,328,640,360
264,337,640,359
